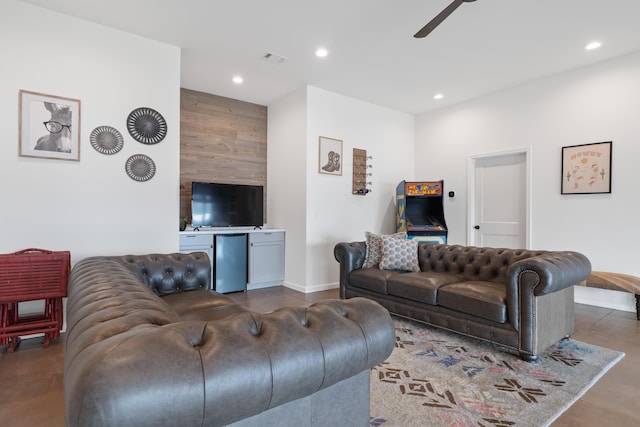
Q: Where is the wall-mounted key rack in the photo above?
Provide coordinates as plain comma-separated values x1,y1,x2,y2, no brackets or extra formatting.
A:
352,148,372,195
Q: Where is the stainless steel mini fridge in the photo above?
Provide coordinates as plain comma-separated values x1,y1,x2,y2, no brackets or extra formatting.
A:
214,233,247,293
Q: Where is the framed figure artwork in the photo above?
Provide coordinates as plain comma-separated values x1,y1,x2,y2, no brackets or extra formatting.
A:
19,90,81,161
561,141,612,194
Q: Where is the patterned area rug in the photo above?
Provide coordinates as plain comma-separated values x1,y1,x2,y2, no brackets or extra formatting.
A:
370,317,624,427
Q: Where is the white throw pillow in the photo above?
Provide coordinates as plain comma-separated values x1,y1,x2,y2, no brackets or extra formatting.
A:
363,231,408,268
379,235,420,272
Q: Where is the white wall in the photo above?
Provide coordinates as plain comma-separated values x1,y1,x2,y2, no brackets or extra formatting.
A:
267,87,308,288
0,1,181,265
269,86,415,292
415,52,640,313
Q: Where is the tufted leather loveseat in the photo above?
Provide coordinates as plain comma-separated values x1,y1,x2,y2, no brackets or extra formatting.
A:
64,253,395,427
334,242,591,361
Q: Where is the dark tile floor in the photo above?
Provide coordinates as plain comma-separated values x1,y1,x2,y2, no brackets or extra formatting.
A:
1,288,638,426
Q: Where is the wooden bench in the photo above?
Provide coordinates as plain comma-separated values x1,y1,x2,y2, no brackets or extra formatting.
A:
577,271,640,320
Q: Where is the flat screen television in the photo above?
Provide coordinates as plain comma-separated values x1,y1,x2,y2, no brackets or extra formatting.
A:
191,182,264,228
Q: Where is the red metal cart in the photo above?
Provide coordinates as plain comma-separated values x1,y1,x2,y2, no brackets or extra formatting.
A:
0,248,70,352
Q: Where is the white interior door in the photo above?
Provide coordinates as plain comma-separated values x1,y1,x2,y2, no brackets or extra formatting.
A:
469,150,529,248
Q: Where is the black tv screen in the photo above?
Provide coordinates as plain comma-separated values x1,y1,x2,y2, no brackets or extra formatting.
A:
191,182,264,227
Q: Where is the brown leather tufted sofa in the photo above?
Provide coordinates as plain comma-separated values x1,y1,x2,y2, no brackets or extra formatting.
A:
64,253,395,427
334,243,591,361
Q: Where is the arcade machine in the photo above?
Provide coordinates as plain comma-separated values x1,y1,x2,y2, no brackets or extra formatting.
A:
396,180,448,244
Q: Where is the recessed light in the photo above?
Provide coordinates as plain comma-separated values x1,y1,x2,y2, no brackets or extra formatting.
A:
315,48,328,58
232,76,244,84
585,41,602,50
434,93,444,100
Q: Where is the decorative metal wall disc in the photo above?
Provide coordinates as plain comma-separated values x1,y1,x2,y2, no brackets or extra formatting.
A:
125,154,156,182
90,126,124,155
126,107,167,144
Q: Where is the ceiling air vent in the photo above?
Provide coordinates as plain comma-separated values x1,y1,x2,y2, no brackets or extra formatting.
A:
263,52,287,64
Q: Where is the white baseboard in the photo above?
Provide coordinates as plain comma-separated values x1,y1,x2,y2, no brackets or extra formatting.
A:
282,281,305,293
282,281,339,294
574,286,635,313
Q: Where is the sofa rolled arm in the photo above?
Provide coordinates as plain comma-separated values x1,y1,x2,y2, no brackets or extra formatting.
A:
334,241,366,271
507,251,591,296
506,251,591,334
334,242,366,298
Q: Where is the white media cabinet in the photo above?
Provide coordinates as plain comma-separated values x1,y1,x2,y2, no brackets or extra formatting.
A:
179,228,285,292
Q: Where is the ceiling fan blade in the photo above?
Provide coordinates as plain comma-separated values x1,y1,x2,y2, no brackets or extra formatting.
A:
414,0,465,38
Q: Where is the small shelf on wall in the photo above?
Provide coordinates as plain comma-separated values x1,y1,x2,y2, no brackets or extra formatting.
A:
352,148,372,195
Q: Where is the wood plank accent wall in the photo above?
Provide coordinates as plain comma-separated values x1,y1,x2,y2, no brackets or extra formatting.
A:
180,88,268,222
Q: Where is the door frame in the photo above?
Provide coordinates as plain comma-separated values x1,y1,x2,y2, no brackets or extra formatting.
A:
467,147,533,248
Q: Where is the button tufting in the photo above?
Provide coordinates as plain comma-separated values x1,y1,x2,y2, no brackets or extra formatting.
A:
250,324,261,336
